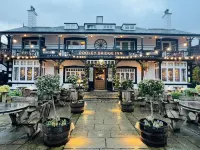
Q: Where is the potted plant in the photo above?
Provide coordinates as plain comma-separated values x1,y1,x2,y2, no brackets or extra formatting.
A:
138,79,168,147
67,75,85,114
120,79,134,112
35,75,72,147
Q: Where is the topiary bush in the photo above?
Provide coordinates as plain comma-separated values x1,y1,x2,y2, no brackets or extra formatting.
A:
171,92,182,99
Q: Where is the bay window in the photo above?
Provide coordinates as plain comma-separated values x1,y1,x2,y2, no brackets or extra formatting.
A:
161,62,187,83
13,60,40,82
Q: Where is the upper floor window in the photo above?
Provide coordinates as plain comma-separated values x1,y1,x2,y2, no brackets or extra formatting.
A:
116,41,135,50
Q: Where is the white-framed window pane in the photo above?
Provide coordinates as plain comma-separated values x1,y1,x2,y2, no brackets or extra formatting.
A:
27,67,32,81
20,67,25,80
168,68,173,81
34,67,39,80
181,68,186,82
130,73,134,80
14,67,19,80
162,68,167,81
175,68,180,82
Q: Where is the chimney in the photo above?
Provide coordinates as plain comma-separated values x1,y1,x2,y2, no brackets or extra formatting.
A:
96,16,103,23
162,9,172,29
27,6,38,27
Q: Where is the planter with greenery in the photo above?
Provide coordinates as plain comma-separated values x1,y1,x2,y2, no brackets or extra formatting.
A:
120,79,134,112
138,79,168,147
36,75,72,146
67,75,85,114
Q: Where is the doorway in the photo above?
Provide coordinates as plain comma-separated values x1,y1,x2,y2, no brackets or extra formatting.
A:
94,68,106,90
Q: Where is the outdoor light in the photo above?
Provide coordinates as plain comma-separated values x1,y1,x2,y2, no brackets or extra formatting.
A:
167,47,171,51
7,57,10,60
120,36,123,38
13,39,17,43
42,48,46,52
191,56,194,59
24,34,27,37
155,50,158,54
11,56,14,58
59,52,61,56
155,36,158,39
17,56,20,59
30,45,34,48
183,42,187,47
90,35,92,37
4,54,7,57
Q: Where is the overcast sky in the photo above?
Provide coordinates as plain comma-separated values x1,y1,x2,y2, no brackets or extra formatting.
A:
0,0,200,33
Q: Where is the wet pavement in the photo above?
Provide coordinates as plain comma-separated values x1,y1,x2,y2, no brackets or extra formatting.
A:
0,101,200,150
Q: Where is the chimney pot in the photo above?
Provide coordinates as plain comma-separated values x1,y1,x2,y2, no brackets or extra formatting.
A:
96,16,103,23
162,9,172,29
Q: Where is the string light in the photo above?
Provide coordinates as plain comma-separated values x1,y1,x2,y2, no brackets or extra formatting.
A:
4,54,7,57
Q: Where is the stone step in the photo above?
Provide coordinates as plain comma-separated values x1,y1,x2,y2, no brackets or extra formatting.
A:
83,91,119,101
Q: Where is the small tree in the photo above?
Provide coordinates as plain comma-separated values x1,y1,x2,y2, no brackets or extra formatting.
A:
67,75,79,88
35,75,60,120
192,66,200,85
138,79,164,120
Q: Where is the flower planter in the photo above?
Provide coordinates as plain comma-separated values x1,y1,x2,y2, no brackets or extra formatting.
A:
43,117,71,147
139,118,168,147
70,101,85,114
121,101,134,112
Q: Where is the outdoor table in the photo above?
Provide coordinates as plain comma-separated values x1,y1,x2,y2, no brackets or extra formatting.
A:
179,101,200,124
0,103,29,125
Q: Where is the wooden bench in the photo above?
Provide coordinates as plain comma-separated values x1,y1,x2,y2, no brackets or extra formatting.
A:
21,101,51,137
163,102,185,131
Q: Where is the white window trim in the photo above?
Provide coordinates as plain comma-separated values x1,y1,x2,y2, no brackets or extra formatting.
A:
12,60,40,82
116,68,136,83
161,61,187,83
64,67,85,83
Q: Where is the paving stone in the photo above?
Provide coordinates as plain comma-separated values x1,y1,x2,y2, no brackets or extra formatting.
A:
71,130,88,138
0,145,21,150
119,124,136,130
76,119,104,125
94,125,120,131
110,130,139,137
64,137,106,149
88,130,111,138
106,137,148,149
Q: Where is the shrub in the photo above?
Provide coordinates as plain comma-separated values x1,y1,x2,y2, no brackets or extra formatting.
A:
121,79,133,90
195,85,200,93
67,75,79,87
8,89,22,97
0,85,10,93
184,88,198,97
171,92,182,99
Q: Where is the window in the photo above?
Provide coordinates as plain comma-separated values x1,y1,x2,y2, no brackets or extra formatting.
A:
163,41,171,51
116,68,136,83
24,40,39,48
64,68,85,83
161,62,187,83
119,41,135,50
13,60,40,82
155,63,159,79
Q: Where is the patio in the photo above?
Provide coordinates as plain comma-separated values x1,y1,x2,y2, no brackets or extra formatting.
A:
0,101,200,150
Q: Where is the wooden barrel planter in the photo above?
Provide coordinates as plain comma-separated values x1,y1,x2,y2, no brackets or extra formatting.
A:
70,101,85,114
43,117,71,147
139,118,168,147
121,101,134,112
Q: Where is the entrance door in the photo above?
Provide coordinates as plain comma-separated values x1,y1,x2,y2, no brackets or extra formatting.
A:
95,68,106,90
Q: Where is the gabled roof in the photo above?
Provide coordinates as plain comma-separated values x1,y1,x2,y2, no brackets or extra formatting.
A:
1,26,200,36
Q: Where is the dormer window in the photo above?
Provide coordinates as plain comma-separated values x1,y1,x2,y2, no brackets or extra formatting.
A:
64,23,78,30
121,24,136,30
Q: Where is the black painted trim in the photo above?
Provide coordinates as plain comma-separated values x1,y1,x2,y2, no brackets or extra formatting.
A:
117,66,137,84
2,32,200,37
22,37,45,49
63,66,85,83
156,38,178,51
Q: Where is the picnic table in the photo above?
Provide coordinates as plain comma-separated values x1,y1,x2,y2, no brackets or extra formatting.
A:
179,101,200,124
0,103,29,125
